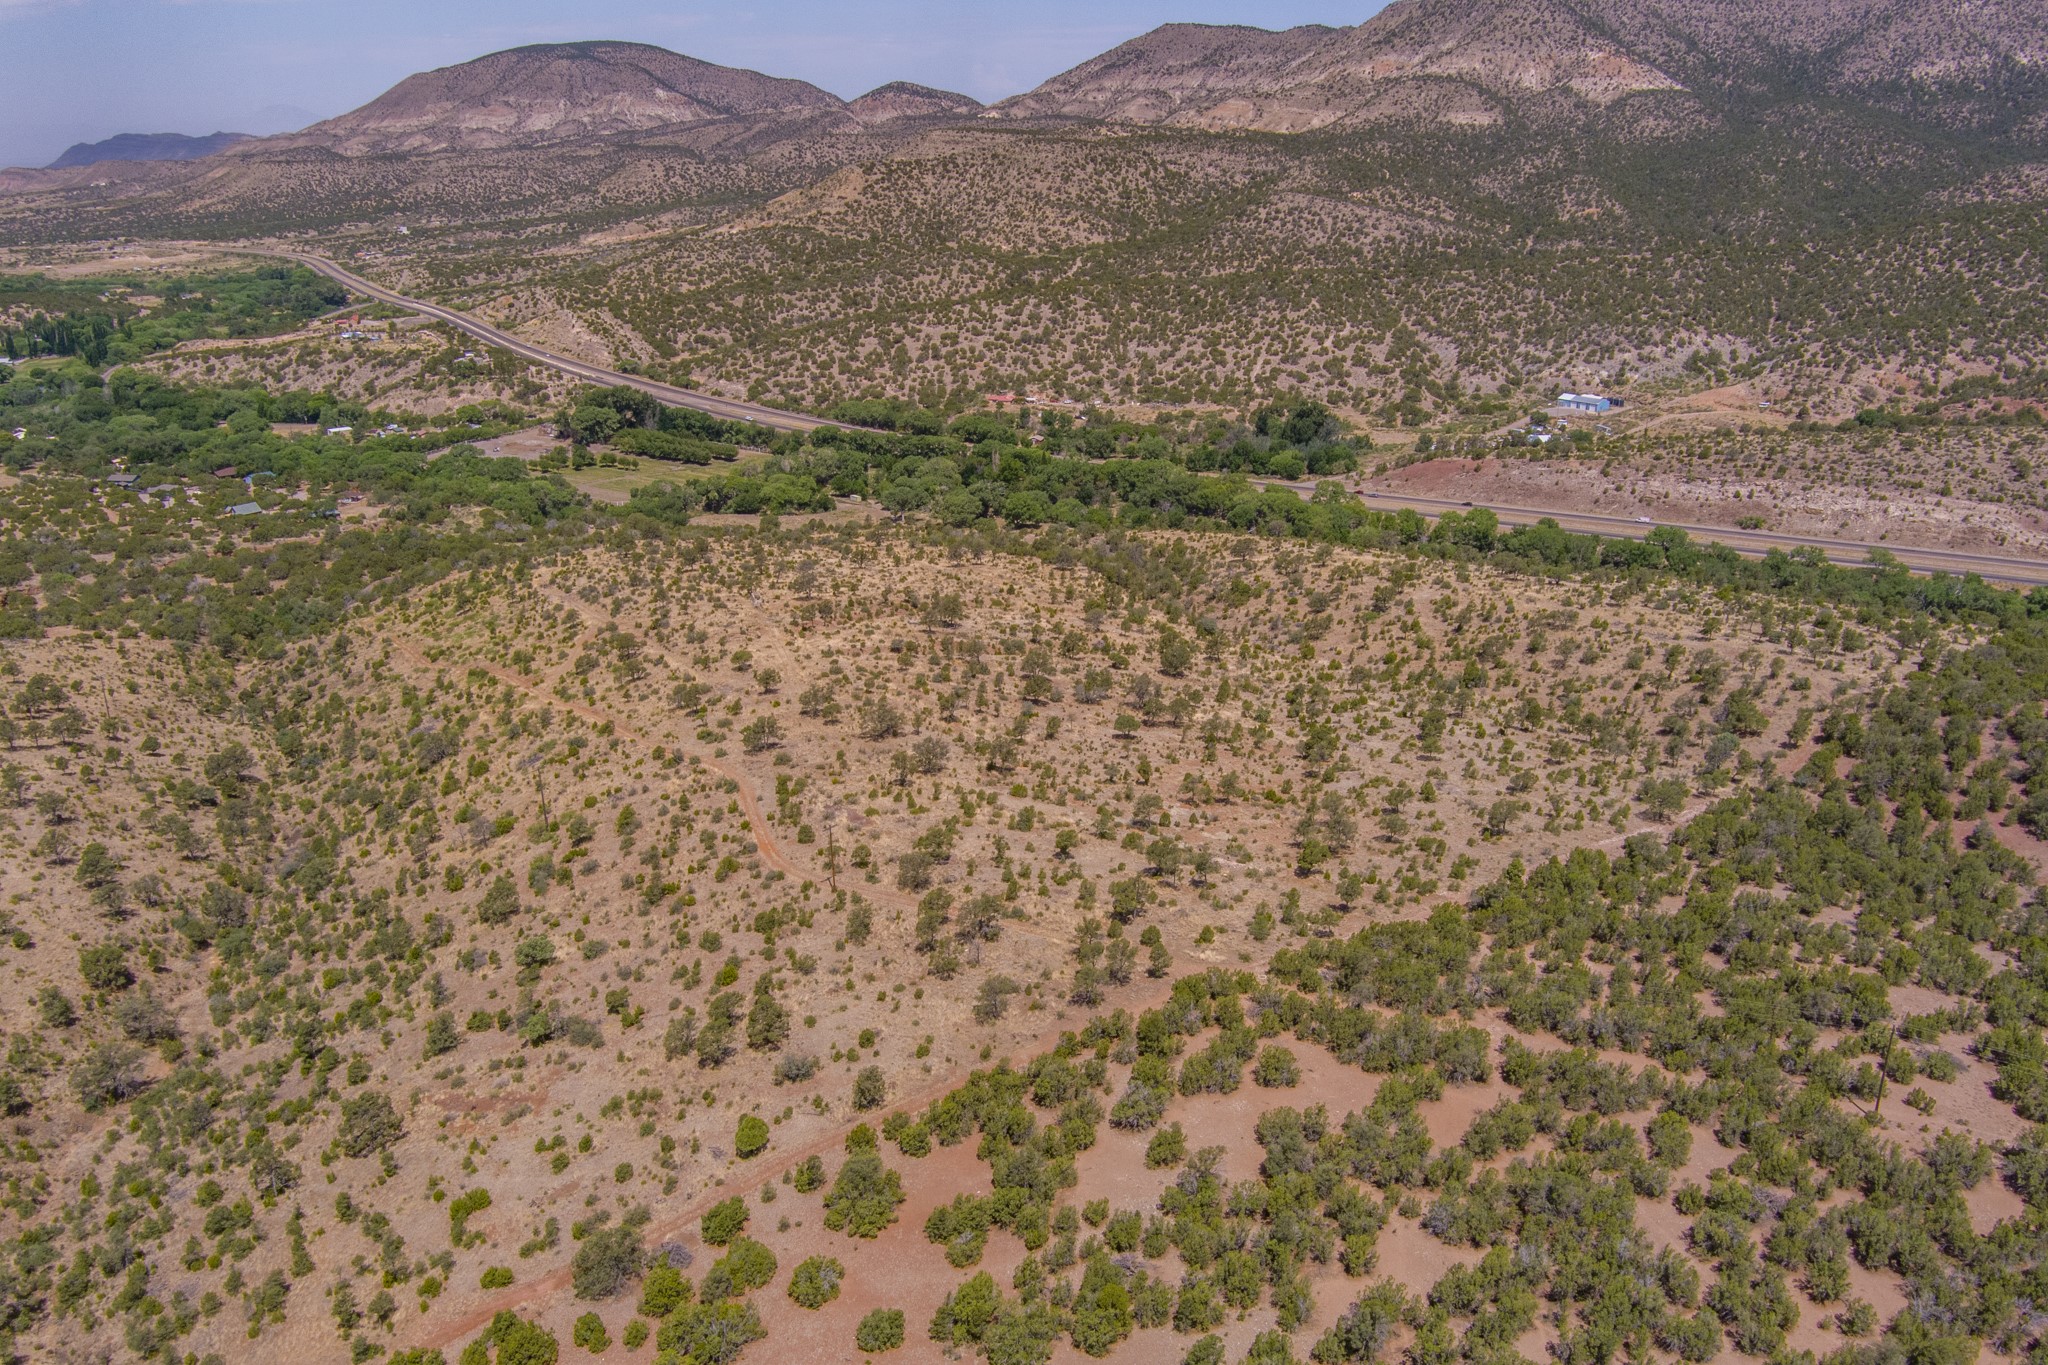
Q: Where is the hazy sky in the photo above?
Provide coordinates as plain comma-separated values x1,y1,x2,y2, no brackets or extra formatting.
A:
0,0,1388,168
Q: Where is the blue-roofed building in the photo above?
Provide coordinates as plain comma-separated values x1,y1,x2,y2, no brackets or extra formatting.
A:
1557,393,1613,414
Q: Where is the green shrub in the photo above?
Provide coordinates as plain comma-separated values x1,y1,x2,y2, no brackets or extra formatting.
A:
788,1255,844,1309
734,1115,769,1159
925,1193,993,1267
449,1189,492,1247
852,1065,886,1110
1144,1124,1186,1168
571,1311,609,1353
571,1223,643,1301
337,1091,404,1157
654,1302,763,1362
701,1197,748,1246
78,943,132,992
855,1308,905,1353
476,1312,557,1365
1647,1111,1693,1168
635,1264,691,1319
823,1152,905,1238
930,1272,1000,1346
701,1238,777,1300
479,1266,513,1290
1252,1045,1300,1088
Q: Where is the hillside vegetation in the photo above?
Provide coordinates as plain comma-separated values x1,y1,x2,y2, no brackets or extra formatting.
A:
0,357,2042,1365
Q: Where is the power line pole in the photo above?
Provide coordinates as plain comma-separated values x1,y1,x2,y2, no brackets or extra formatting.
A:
1872,1025,1894,1121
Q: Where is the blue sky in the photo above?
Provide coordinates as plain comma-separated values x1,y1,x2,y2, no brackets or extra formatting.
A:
0,0,1388,168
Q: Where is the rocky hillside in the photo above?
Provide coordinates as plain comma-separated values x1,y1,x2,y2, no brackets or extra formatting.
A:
1596,0,2048,114
266,41,848,155
992,0,2048,136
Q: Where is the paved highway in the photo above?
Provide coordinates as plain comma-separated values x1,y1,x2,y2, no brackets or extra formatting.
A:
255,249,832,434
1275,483,2048,588
253,249,2048,587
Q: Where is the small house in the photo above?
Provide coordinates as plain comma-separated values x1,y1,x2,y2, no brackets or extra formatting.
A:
105,473,139,489
227,502,262,517
1556,393,1613,414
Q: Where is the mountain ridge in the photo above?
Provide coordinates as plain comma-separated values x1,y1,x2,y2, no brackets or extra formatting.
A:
990,0,2048,136
848,81,984,124
261,40,849,155
46,131,251,170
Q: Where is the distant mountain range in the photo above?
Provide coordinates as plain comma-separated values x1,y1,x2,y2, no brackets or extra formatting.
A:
255,41,981,156
20,0,2047,168
2,1,2043,420
46,131,250,170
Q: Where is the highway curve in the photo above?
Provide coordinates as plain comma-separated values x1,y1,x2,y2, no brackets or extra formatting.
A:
260,249,2048,587
259,248,832,434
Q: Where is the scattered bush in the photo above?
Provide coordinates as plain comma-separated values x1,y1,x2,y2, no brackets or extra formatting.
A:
823,1152,905,1238
636,1264,692,1320
571,1223,644,1301
735,1114,770,1158
571,1311,609,1353
701,1238,777,1300
855,1308,905,1353
701,1197,748,1247
788,1255,845,1309
337,1091,404,1157
852,1065,887,1110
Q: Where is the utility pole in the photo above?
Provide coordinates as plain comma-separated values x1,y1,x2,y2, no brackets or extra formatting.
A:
1871,1025,1894,1121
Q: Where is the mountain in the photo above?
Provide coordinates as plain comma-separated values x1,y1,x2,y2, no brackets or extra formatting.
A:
987,4,1684,131
266,40,847,155
46,131,251,169
993,0,2048,136
989,22,1353,130
0,1,2042,426
1590,0,2048,136
847,81,983,124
